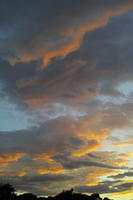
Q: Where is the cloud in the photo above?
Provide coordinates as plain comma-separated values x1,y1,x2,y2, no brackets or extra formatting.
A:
75,183,117,194
0,152,24,162
22,173,74,183
0,116,108,157
0,173,75,195
53,150,130,171
113,141,133,146
75,180,133,194
111,134,133,147
54,157,122,170
0,0,133,197
109,172,133,179
1,10,133,108
0,0,133,68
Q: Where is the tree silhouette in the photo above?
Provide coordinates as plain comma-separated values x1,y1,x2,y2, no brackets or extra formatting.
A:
55,188,74,200
0,183,113,200
91,193,102,200
0,183,15,200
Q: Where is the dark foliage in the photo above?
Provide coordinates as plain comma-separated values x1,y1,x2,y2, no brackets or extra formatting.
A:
0,183,112,200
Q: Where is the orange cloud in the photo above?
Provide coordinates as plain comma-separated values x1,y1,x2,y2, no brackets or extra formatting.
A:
107,189,133,200
0,152,24,162
37,169,65,175
113,141,133,146
6,1,133,69
32,153,65,175
118,152,133,158
85,167,118,186
18,172,26,177
72,140,101,157
0,171,26,177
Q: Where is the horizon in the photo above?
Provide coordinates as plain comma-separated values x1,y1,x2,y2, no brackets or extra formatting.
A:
0,1,133,200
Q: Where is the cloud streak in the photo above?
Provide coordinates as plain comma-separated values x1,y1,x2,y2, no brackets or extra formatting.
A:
0,0,133,67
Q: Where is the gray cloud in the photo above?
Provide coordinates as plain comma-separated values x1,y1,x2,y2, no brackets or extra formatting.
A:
1,9,133,109
22,173,74,183
0,173,74,195
52,151,128,171
109,171,133,179
1,0,133,66
75,180,133,194
54,156,120,170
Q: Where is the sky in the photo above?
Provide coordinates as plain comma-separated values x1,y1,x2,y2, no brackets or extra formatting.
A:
0,0,133,199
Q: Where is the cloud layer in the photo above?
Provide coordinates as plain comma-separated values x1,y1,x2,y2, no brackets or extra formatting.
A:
0,0,133,198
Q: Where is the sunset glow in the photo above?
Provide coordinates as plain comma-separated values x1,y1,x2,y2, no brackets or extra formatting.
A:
0,0,133,199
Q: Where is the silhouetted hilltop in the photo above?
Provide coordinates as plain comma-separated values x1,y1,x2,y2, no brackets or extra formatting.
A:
0,183,112,200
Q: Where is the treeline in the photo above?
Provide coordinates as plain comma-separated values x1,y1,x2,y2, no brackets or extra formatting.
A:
0,183,112,200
